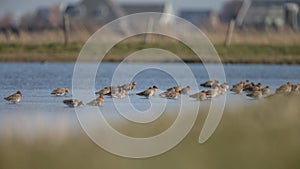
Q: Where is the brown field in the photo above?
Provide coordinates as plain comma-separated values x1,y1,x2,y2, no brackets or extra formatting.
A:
1,29,300,45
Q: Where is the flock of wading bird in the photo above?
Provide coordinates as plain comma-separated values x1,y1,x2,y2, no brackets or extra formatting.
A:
3,80,300,108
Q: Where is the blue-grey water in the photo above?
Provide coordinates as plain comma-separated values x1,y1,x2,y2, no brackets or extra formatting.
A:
0,63,299,138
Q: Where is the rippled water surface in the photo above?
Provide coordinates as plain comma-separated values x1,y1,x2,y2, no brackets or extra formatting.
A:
0,63,299,136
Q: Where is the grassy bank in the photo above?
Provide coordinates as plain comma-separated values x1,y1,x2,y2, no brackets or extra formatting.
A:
0,96,299,169
0,42,300,64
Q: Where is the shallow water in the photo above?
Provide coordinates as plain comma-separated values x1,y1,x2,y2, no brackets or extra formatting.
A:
0,63,299,136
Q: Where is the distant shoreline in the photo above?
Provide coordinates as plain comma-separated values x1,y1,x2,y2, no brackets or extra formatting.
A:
1,42,300,64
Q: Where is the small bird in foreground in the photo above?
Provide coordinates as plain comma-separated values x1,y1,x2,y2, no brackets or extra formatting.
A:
261,86,270,95
167,85,183,92
108,86,122,96
180,86,190,95
87,95,104,106
4,91,22,103
275,82,292,94
246,90,263,99
288,83,300,96
291,84,299,92
63,99,84,108
243,82,255,92
198,91,207,101
230,83,243,94
200,80,219,88
217,84,227,95
252,83,263,92
160,88,180,99
233,80,249,90
95,87,111,95
136,86,158,98
206,87,219,98
112,90,127,99
190,91,207,101
51,88,70,96
221,82,229,91
152,85,158,95
120,81,137,91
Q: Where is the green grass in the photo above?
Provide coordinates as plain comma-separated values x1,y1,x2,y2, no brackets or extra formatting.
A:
215,44,300,56
215,44,300,64
0,42,81,54
0,42,300,64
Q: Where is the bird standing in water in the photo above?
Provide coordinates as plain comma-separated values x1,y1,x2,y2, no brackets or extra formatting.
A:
4,91,22,103
246,90,263,99
51,88,70,96
276,82,292,94
136,86,158,98
95,87,111,95
87,95,104,106
63,99,84,108
160,88,180,99
180,86,190,95
262,86,270,95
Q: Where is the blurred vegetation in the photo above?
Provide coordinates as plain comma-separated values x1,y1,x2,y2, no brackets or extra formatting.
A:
0,42,81,62
0,95,299,169
0,42,300,64
216,44,300,64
